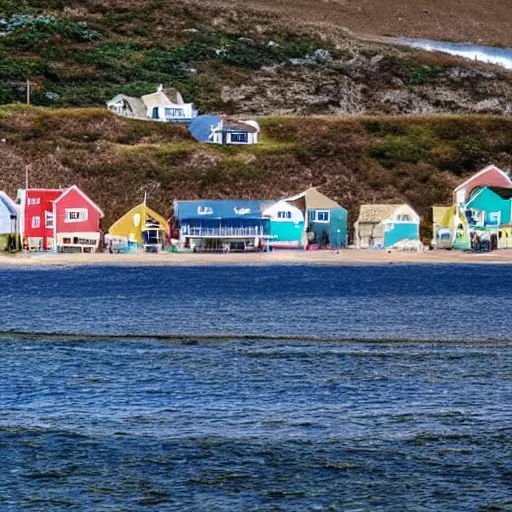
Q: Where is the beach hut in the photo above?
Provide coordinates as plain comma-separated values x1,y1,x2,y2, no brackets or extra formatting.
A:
285,187,347,249
17,185,104,252
354,204,420,249
0,191,19,251
108,202,169,252
172,199,271,251
262,200,304,248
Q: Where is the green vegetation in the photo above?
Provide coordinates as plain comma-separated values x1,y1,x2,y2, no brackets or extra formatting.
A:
0,1,336,111
0,107,511,234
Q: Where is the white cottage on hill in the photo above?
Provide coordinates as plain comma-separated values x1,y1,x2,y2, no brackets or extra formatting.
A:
107,85,198,124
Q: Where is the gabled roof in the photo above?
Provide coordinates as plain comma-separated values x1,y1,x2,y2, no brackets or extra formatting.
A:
53,185,104,218
0,191,17,216
222,118,259,133
107,94,147,118
357,204,402,223
454,165,512,192
285,187,341,210
109,203,169,233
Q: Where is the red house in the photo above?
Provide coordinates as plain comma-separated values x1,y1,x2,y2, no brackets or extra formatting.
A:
17,185,104,252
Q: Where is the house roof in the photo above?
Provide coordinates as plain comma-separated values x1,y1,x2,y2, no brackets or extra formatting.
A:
0,191,17,216
454,165,512,194
222,118,259,133
285,187,341,210
141,87,186,111
53,185,104,218
107,94,147,118
357,204,402,223
174,200,270,220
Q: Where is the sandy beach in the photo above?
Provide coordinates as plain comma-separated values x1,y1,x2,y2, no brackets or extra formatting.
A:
1,248,512,267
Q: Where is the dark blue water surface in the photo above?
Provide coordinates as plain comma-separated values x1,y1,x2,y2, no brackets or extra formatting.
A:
1,264,512,511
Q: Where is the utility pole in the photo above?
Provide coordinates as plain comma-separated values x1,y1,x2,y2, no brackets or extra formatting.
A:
26,80,30,105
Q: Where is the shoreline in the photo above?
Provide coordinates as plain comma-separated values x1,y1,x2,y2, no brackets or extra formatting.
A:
1,248,512,267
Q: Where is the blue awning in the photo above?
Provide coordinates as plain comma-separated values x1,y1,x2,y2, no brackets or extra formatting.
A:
174,200,270,220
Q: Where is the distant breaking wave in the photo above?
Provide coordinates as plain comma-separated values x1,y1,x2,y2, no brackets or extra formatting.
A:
1,330,511,344
398,38,512,70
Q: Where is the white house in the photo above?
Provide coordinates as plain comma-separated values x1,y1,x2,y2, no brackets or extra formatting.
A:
107,85,198,124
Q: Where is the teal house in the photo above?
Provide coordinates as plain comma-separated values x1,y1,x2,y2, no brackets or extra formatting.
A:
262,200,304,248
285,187,347,248
464,187,512,227
460,186,512,249
355,204,420,249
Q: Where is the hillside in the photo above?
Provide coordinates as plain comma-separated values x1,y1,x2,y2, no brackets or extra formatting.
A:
1,1,512,116
1,106,512,235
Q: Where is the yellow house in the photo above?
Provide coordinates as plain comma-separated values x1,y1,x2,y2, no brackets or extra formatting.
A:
108,203,169,250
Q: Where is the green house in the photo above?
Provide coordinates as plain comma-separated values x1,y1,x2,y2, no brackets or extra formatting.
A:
285,187,347,249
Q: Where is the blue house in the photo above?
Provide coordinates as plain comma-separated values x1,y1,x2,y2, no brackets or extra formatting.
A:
173,200,271,251
189,115,259,145
285,187,347,248
173,199,308,251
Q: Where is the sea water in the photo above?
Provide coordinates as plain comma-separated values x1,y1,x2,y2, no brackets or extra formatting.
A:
0,264,511,511
398,38,512,70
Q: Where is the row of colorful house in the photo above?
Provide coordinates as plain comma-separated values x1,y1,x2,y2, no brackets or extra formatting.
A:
0,183,426,253
6,164,511,254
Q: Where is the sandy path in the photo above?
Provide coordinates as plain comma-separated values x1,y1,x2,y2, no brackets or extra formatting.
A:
1,249,512,267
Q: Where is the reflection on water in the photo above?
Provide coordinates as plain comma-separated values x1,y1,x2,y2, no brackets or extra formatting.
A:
398,37,512,70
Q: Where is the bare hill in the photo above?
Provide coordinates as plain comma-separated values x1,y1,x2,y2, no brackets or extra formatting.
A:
229,0,512,47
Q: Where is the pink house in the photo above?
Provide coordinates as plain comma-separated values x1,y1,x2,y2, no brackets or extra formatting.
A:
453,165,512,205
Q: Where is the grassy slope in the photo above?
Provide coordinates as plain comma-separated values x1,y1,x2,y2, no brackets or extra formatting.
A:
1,106,511,237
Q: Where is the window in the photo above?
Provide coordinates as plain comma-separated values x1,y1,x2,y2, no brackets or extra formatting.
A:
489,212,501,224
384,223,394,232
31,216,40,229
230,133,248,143
396,214,411,222
152,107,159,120
164,108,184,119
65,208,88,223
315,210,330,223
277,211,291,219
45,211,53,229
